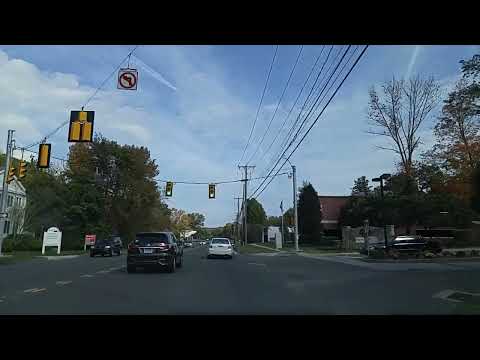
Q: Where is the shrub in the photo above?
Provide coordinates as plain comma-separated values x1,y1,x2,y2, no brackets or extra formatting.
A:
1,233,41,252
470,250,479,257
1,238,15,252
456,251,466,257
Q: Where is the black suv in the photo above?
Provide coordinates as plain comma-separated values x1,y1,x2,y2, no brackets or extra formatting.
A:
127,232,183,273
90,237,122,257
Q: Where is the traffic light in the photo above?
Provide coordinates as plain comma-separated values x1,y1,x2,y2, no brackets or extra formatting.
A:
68,110,94,142
6,166,15,184
37,143,51,169
208,184,216,199
18,161,27,179
165,181,173,197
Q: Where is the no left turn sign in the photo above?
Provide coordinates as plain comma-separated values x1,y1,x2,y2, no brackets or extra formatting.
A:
117,68,138,90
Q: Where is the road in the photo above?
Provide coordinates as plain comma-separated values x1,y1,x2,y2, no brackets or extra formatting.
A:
1,246,480,314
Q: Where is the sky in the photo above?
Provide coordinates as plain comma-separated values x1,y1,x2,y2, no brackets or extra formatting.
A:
0,44,479,227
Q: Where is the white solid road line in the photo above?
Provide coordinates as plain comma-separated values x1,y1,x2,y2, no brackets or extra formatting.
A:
55,280,73,286
23,288,47,294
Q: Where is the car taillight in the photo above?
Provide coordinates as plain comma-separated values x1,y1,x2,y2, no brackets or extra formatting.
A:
128,243,139,254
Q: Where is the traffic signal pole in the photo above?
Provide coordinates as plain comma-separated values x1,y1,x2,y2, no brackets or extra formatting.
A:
0,129,15,255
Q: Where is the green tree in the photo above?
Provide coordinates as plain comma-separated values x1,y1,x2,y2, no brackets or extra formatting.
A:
351,176,371,195
246,198,266,225
298,182,323,244
267,216,282,227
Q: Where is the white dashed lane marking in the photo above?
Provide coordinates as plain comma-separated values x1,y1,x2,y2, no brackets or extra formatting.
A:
96,270,111,274
248,262,267,266
80,274,94,278
56,280,73,286
23,288,47,294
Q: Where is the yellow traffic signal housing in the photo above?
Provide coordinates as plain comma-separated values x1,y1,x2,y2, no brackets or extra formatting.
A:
6,166,15,184
209,184,216,199
38,143,51,168
68,110,94,142
165,182,173,197
18,161,27,179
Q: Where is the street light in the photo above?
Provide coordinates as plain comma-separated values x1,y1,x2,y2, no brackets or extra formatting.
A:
372,173,391,250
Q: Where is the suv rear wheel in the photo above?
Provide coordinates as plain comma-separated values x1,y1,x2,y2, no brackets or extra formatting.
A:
127,265,136,273
168,257,176,273
176,254,183,268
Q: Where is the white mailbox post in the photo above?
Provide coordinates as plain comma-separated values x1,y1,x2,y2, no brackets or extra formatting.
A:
42,227,62,255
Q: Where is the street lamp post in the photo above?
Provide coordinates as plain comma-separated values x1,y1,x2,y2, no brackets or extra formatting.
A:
372,173,391,251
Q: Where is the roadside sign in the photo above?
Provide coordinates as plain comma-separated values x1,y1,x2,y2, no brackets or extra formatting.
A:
42,227,62,255
85,234,96,245
117,68,138,90
84,234,96,251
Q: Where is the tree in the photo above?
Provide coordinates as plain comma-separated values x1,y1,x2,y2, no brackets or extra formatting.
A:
188,213,205,231
351,176,371,196
298,182,323,243
246,198,267,225
367,76,441,181
283,207,294,227
267,216,282,227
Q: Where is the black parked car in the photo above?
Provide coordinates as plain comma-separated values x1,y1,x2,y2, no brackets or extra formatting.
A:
127,232,183,273
366,235,442,255
90,237,122,257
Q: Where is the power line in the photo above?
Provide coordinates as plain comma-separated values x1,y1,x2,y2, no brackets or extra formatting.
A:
246,45,303,165
252,45,369,200
257,45,325,168
251,45,354,198
156,171,290,186
238,45,278,164
260,45,334,177
21,45,140,151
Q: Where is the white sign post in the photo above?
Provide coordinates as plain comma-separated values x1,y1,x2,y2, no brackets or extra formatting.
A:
42,227,62,255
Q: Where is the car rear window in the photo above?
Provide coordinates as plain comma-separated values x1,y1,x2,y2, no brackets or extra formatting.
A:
135,233,170,246
211,238,230,244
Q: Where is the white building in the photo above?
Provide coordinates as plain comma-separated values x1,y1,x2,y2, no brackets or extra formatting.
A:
0,170,27,237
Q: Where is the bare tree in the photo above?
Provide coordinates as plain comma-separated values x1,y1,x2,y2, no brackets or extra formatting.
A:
367,75,441,178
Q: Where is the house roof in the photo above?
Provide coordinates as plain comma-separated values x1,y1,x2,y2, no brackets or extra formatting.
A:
318,195,349,221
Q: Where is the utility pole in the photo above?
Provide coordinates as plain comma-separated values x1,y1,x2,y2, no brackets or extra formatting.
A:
280,201,284,248
234,196,241,244
284,157,299,252
0,129,15,255
238,165,255,246
292,165,299,252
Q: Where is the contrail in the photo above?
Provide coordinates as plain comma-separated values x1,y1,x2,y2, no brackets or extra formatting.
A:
131,55,177,91
405,45,421,79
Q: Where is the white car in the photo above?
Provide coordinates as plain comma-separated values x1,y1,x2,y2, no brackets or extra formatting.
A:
207,238,233,259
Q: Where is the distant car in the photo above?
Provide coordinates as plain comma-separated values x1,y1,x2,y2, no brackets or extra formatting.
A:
199,241,206,245
366,235,442,254
184,242,193,248
90,237,122,257
207,237,233,259
127,232,183,273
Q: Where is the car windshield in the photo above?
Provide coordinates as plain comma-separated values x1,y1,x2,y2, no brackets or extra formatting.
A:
211,239,230,244
135,234,169,246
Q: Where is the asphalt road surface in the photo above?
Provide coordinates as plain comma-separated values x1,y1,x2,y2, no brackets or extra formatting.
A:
1,246,480,314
